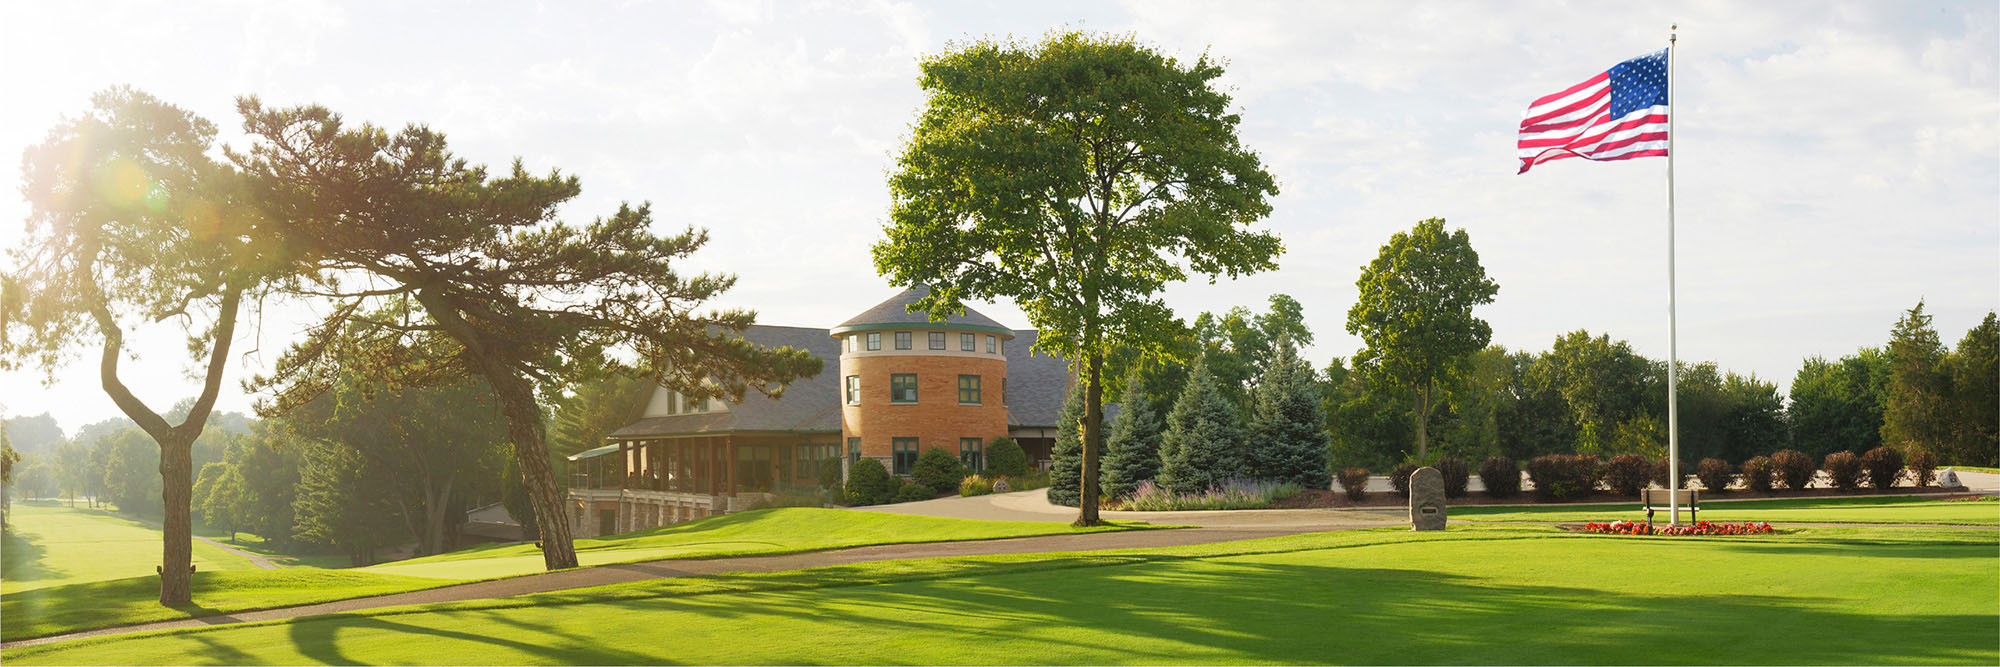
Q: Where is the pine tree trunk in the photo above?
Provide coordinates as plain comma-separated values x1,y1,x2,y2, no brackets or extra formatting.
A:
157,433,194,606
485,366,579,570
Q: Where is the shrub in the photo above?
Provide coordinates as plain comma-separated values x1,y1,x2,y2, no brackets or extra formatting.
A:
746,491,824,510
912,447,967,495
1007,470,1051,492
1907,446,1937,487
1336,467,1370,502
1823,451,1863,491
1526,454,1599,501
1479,456,1521,498
1740,456,1776,493
1772,449,1815,490
1860,445,1904,491
817,458,844,503
1604,454,1652,496
1390,463,1419,498
1695,458,1734,493
844,458,896,506
895,479,934,503
1436,457,1470,498
1116,478,1301,511
985,436,1028,478
959,474,996,497
1651,458,1687,490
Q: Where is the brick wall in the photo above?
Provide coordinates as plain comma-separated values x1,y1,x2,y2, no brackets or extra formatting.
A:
840,353,1009,460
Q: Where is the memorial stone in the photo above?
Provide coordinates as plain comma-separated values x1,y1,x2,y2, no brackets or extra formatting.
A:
1409,466,1447,531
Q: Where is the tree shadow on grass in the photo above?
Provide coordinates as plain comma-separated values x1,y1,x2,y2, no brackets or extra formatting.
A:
0,529,61,586
251,555,1997,665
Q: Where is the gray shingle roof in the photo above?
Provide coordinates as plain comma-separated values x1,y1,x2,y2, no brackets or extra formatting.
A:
608,324,842,438
832,285,1014,337
1004,329,1076,428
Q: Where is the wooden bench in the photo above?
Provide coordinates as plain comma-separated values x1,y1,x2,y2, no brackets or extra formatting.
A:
1641,488,1699,525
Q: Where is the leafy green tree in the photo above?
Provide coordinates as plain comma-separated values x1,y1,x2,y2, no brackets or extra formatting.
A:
1322,355,1412,471
549,375,655,458
232,424,301,550
198,464,249,542
1047,380,1085,507
873,32,1281,525
234,100,821,570
1947,312,1998,466
1158,359,1247,494
292,440,402,566
1788,349,1888,459
1346,218,1498,461
1529,331,1656,455
53,441,89,508
1,414,64,457
1881,301,1952,453
2,87,278,605
1247,335,1330,488
1101,368,1165,499
99,429,161,513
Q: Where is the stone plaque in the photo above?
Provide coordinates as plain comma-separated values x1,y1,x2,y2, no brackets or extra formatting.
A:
1409,466,1446,531
1936,468,1960,489
992,479,1012,493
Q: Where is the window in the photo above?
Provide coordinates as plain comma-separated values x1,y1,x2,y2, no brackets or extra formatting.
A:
866,332,881,351
847,335,857,353
890,374,918,403
958,375,981,404
1001,378,1008,406
845,375,860,404
929,332,946,350
961,332,976,351
986,335,996,354
848,437,861,463
893,438,919,475
894,331,912,350
960,438,983,471
736,445,772,492
685,395,708,413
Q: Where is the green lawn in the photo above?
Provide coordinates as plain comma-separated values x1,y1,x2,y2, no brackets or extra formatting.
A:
358,507,1142,580
1453,494,1999,525
2,507,1140,641
0,569,449,642
1,502,258,594
1949,466,1999,474
10,525,1993,665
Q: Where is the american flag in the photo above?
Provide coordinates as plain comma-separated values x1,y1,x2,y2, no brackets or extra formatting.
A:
1517,49,1669,174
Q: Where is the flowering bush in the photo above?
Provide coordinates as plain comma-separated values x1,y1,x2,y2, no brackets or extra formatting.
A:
1116,478,1302,511
958,474,995,497
1579,520,1776,536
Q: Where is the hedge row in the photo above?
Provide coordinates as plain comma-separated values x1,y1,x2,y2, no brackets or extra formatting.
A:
1334,444,1945,503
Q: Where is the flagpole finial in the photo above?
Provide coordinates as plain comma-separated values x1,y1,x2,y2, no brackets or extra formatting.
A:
1671,24,1678,43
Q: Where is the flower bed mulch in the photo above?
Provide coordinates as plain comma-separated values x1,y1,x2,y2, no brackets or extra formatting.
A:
1268,485,1974,510
1574,520,1777,536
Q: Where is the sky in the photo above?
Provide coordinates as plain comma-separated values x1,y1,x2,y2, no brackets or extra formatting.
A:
1,0,1995,436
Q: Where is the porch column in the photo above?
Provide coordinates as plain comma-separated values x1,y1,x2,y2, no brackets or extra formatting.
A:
618,441,631,490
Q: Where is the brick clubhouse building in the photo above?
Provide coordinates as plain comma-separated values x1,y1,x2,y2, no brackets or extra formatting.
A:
567,286,1072,537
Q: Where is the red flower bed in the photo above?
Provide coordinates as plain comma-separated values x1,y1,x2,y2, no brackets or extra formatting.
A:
1579,520,1775,536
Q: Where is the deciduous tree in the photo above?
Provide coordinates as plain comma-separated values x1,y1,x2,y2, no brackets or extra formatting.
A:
1346,218,1498,461
875,32,1280,524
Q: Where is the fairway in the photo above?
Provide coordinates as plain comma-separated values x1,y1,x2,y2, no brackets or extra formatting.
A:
8,525,1993,665
360,507,1142,580
1,503,257,594
1452,494,2000,525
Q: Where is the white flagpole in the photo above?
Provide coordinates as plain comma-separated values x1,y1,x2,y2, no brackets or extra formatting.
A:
1667,24,1682,525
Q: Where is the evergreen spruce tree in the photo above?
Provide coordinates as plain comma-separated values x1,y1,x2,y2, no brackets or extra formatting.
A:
1101,367,1164,499
1158,359,1247,494
1248,334,1332,488
1882,300,1952,452
1046,379,1085,507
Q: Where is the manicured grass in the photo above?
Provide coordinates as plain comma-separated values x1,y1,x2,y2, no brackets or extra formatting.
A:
0,569,448,642
1,503,257,594
1949,466,1999,474
11,525,1993,665
358,507,1142,580
1453,494,1999,525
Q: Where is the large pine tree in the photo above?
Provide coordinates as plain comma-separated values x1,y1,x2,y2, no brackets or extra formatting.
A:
1882,301,1951,452
1158,358,1246,495
1248,334,1331,488
1046,379,1085,507
1101,367,1164,499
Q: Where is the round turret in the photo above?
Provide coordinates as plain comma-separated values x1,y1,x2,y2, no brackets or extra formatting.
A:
832,286,1013,476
